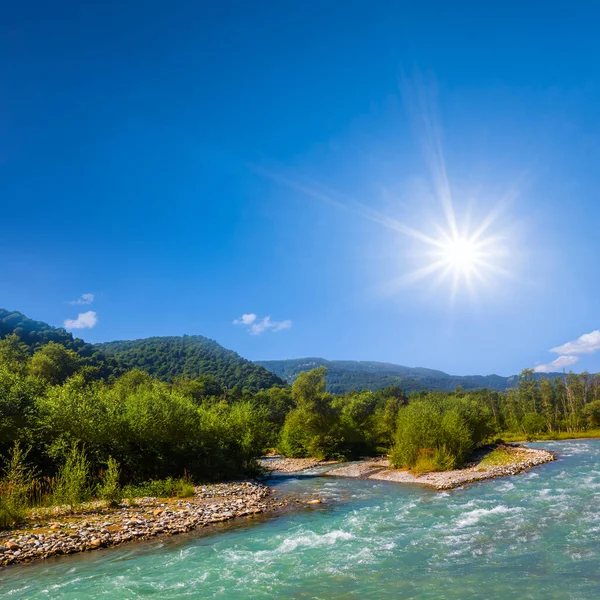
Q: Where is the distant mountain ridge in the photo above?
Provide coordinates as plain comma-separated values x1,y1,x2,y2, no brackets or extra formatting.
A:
255,357,558,394
0,308,560,395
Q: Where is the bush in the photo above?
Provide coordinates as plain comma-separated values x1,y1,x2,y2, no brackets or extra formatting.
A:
278,410,310,457
391,395,484,471
52,444,92,511
122,477,196,499
98,457,122,506
175,477,195,498
0,442,35,529
278,368,347,459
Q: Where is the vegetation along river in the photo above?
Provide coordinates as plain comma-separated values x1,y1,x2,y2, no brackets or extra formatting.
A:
2,440,600,599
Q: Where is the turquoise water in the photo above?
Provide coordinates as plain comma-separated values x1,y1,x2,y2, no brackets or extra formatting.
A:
3,440,600,599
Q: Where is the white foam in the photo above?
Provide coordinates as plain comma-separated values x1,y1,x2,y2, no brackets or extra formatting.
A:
455,504,522,528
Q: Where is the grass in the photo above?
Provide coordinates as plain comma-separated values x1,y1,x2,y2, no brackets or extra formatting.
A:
410,447,456,474
479,447,516,467
122,477,195,499
499,429,600,443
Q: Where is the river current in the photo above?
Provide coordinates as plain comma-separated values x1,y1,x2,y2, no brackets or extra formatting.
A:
2,440,600,599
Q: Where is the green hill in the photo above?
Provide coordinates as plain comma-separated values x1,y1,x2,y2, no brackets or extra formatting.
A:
255,357,538,394
96,336,284,390
0,309,120,377
0,309,284,391
0,309,93,354
0,309,556,395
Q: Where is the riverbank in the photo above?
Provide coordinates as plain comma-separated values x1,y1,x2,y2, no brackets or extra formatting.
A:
0,481,290,568
500,429,600,443
323,444,556,490
258,457,338,473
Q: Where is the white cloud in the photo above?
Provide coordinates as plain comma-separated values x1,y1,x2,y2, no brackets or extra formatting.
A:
272,319,292,332
233,313,257,326
69,293,94,305
234,313,292,335
534,355,579,374
64,311,98,330
534,329,600,373
551,330,600,356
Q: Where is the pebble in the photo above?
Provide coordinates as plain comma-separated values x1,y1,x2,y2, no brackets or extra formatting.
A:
0,481,282,568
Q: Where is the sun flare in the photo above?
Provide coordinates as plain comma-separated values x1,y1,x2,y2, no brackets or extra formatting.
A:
438,236,482,275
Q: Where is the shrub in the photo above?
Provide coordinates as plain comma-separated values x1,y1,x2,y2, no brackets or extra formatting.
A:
391,396,481,471
53,443,92,511
411,449,438,474
122,477,196,499
433,446,456,471
175,477,195,498
0,442,35,529
278,410,310,457
98,457,122,506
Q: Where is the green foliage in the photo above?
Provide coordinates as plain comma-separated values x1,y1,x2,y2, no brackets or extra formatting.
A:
52,444,92,511
97,457,122,506
28,342,82,385
0,442,35,529
258,357,517,394
176,478,195,498
0,308,284,391
390,394,492,471
0,334,28,372
279,368,345,459
479,447,515,466
99,336,284,391
4,306,600,507
122,477,195,499
0,364,43,454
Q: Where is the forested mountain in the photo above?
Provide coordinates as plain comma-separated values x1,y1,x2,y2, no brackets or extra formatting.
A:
0,309,283,391
255,357,555,394
0,309,93,354
0,309,121,378
2,308,560,395
97,336,283,390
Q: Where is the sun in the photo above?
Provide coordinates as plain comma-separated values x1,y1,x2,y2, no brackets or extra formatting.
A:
438,235,482,276
388,215,509,301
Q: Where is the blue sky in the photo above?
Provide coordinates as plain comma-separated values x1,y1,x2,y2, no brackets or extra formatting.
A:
2,2,600,376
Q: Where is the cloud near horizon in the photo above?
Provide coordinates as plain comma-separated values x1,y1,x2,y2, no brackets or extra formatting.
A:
233,313,292,335
534,329,600,373
69,293,94,305
534,355,579,374
64,311,98,329
550,330,600,355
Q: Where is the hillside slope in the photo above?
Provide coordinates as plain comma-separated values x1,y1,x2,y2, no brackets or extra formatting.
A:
0,309,94,354
255,357,546,394
98,336,284,390
0,309,284,391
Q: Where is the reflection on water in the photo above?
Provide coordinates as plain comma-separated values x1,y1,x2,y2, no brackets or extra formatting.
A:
2,441,600,599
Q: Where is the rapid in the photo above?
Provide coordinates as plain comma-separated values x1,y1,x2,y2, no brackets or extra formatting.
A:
2,440,600,599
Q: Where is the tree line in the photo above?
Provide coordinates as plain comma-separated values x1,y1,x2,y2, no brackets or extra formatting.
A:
2,332,600,528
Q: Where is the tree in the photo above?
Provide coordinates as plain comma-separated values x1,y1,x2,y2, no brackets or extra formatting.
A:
0,334,29,372
390,394,487,471
279,367,342,459
28,342,81,385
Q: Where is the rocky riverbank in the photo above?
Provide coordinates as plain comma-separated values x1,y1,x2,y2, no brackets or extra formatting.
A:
324,444,556,490
258,457,337,473
0,481,287,568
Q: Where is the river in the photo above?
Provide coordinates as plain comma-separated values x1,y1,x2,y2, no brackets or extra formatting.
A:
2,440,600,599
